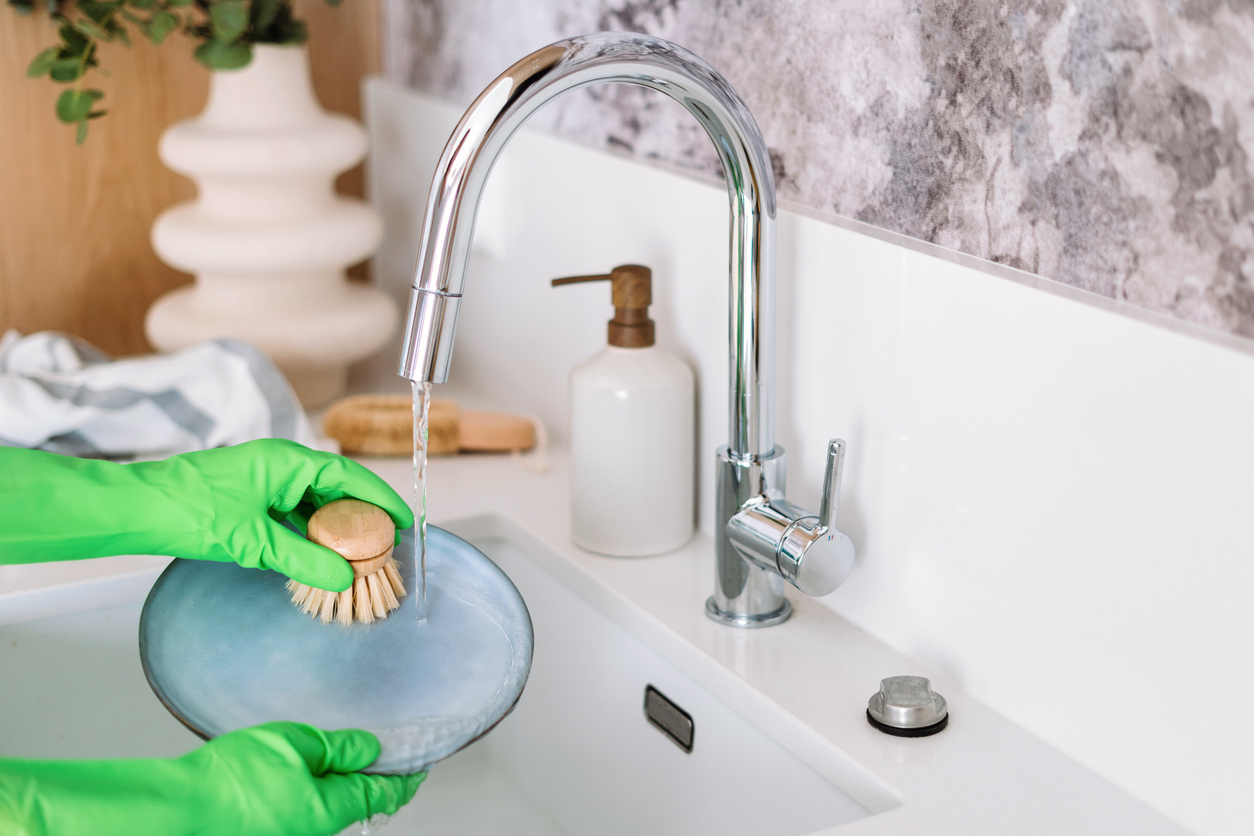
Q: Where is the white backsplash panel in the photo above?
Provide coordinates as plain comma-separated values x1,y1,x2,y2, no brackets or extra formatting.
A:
383,0,1254,341
365,81,1254,836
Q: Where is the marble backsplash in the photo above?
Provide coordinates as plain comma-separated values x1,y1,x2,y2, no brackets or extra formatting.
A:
382,0,1254,340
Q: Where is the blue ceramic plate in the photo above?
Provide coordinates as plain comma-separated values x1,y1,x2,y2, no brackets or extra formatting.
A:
139,525,533,773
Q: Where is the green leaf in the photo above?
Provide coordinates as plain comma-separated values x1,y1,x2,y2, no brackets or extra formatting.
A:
194,39,251,69
149,10,178,44
167,0,193,7
26,47,59,78
76,120,89,144
128,0,156,8
58,24,90,54
49,57,85,82
249,0,278,31
71,18,109,40
324,0,343,7
265,17,306,45
209,0,247,42
56,88,104,123
79,1,119,23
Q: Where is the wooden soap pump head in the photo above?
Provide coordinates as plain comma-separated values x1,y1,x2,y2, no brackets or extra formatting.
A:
552,264,655,348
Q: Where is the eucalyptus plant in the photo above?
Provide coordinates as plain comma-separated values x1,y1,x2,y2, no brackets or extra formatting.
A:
10,0,342,144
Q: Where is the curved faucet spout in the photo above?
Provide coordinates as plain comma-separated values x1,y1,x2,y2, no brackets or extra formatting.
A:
397,32,854,629
397,32,777,460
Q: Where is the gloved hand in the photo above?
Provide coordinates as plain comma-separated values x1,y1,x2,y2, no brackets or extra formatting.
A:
0,722,426,836
0,439,414,592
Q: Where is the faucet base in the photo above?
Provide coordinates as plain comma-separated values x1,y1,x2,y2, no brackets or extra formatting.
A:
704,596,792,628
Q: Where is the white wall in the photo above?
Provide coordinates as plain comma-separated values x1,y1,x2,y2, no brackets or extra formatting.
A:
365,80,1254,836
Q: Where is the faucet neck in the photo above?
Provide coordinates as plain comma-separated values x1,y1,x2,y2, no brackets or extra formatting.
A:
398,32,777,460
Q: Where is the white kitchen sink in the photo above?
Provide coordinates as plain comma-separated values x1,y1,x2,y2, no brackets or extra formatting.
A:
0,514,873,835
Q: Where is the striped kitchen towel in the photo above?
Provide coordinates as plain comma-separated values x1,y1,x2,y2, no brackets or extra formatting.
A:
0,330,317,460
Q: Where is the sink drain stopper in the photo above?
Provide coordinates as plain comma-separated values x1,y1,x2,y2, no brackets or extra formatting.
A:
866,676,948,737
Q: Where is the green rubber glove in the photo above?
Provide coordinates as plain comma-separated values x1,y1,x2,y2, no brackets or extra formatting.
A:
0,439,414,593
0,722,426,836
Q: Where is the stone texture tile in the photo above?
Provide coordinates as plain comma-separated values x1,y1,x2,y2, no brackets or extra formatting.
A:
383,0,1254,339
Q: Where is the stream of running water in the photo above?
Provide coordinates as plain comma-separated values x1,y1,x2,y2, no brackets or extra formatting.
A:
412,380,431,622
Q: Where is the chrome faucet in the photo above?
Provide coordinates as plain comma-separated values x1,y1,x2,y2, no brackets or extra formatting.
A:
398,32,855,627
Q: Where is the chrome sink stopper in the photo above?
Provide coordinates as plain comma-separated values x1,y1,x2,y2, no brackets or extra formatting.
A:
866,676,948,737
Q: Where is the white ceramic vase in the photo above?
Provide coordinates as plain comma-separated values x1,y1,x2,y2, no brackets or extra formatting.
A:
146,44,396,407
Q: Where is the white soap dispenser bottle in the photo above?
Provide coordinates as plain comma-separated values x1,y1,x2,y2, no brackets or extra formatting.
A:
552,265,694,556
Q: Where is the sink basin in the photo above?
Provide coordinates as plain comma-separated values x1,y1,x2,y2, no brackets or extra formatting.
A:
403,517,871,835
0,514,871,835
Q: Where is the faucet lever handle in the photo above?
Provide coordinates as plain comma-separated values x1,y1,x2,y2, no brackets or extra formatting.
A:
723,437,855,600
819,439,846,532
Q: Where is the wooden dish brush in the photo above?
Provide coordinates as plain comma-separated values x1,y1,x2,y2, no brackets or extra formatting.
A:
287,498,407,625
323,395,535,457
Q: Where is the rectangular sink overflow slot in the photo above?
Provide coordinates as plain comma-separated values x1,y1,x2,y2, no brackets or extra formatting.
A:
643,685,694,753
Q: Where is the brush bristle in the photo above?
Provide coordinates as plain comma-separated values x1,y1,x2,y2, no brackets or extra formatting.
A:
288,556,408,625
365,573,384,618
378,570,400,611
318,589,336,624
355,577,373,624
336,588,354,626
383,560,406,598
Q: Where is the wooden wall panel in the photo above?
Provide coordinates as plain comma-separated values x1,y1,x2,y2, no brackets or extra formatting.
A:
0,0,379,356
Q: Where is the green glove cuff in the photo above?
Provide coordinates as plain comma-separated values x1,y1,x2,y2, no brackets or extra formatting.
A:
0,723,425,836
0,440,414,592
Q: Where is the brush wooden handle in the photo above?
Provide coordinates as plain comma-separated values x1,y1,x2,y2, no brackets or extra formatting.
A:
323,395,536,457
306,498,395,562
345,549,394,578
293,498,406,625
